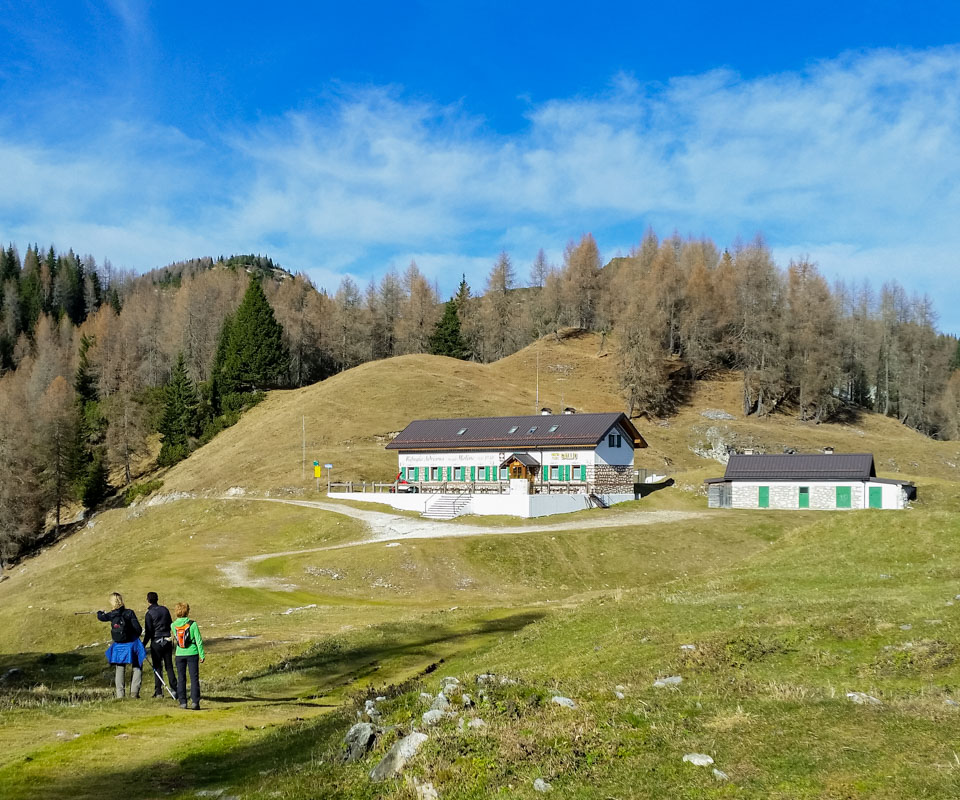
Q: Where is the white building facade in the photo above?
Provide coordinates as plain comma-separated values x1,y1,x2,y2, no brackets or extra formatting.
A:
706,453,915,510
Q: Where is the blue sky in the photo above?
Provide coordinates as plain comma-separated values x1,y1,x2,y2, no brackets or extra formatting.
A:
1,1,960,330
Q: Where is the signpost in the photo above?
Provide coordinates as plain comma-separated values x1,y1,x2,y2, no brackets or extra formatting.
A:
313,461,321,491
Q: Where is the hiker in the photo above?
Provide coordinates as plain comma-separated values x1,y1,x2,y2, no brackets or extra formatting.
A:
97,592,145,699
172,602,205,710
142,591,178,699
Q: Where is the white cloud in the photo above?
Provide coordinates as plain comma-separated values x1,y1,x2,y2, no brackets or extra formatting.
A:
1,47,960,326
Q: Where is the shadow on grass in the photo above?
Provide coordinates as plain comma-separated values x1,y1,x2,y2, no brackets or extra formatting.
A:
0,708,352,800
240,610,546,692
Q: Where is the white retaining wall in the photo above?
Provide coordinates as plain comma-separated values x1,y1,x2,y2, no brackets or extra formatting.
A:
328,491,637,518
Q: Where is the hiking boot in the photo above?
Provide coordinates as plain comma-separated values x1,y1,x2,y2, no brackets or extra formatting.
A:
152,693,162,699
180,703,188,709
191,703,200,710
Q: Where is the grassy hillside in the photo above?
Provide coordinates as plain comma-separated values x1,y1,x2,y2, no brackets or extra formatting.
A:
159,330,959,496
2,334,959,798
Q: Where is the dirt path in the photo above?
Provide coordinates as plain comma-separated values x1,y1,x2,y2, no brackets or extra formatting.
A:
217,496,707,589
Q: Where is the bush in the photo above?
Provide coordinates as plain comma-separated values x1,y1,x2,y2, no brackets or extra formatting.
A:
123,479,164,506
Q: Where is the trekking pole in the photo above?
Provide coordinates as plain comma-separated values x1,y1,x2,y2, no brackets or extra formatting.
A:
151,664,178,701
73,611,97,615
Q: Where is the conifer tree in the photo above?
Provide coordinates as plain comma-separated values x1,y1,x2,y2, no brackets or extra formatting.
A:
217,277,289,392
429,299,468,359
158,352,199,466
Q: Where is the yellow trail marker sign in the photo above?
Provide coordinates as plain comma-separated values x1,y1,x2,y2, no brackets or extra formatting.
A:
313,465,323,478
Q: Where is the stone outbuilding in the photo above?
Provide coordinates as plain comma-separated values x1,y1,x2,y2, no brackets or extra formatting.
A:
704,452,916,510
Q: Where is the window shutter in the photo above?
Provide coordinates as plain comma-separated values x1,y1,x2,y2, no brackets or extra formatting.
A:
400,467,406,480
580,464,586,481
447,466,452,482
471,466,476,482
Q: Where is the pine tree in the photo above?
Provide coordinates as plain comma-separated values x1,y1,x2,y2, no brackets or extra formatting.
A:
429,299,468,359
217,276,289,392
158,352,199,467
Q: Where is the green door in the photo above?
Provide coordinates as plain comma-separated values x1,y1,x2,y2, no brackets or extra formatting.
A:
758,486,769,508
799,486,809,509
869,486,882,509
836,486,852,508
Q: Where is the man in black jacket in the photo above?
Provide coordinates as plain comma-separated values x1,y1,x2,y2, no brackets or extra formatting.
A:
142,591,178,698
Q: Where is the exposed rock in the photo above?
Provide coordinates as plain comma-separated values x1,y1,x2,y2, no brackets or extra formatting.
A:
73,675,84,681
461,693,474,706
944,698,959,707
533,777,552,792
899,624,912,631
467,718,486,729
712,768,730,781
846,691,881,706
653,675,683,688
682,753,714,767
369,732,429,782
614,691,625,700
680,644,697,651
430,693,450,711
1,667,22,682
342,722,378,763
476,673,496,684
551,696,576,709
376,696,387,702
691,426,735,464
442,676,460,687
421,709,445,726
420,692,434,702
363,699,381,721
701,409,735,420
414,780,439,800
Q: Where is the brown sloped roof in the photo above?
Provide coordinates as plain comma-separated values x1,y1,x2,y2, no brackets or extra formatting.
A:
722,453,876,480
386,412,646,451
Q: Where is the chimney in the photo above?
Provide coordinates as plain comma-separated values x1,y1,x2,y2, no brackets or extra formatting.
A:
540,407,553,415
563,407,576,414
823,446,834,455
743,447,754,455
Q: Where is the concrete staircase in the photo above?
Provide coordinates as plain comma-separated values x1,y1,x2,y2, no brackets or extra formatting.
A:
588,493,609,509
422,494,473,520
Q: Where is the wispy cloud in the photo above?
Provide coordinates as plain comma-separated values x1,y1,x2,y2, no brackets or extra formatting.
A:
1,46,959,324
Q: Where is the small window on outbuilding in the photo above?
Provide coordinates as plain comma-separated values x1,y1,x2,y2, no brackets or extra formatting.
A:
508,426,519,434
608,433,622,448
457,428,467,435
548,424,559,432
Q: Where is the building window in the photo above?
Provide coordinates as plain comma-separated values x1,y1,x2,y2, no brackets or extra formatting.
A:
500,467,509,480
573,464,582,480
608,433,622,448
550,465,560,480
431,466,440,481
454,466,463,480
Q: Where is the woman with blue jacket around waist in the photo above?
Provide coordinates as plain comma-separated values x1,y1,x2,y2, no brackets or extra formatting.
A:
172,601,205,709
97,592,146,699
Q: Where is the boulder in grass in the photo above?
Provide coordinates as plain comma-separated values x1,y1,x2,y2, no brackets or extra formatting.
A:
846,691,881,706
533,777,552,792
414,779,439,800
430,693,450,711
369,732,429,782
422,709,444,726
342,722,378,763
653,675,683,688
551,696,576,709
682,753,714,767
712,768,729,781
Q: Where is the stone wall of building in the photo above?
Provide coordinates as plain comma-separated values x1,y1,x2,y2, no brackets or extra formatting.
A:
731,481,865,509
589,463,634,492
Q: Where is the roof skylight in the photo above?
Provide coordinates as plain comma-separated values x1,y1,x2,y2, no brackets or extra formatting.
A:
527,426,538,434
548,424,559,432
456,428,467,435
507,426,519,433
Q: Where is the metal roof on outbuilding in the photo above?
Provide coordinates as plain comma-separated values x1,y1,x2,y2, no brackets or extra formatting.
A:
721,453,877,481
386,412,646,451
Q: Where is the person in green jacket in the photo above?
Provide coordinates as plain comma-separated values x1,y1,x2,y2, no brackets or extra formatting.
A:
172,601,205,709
